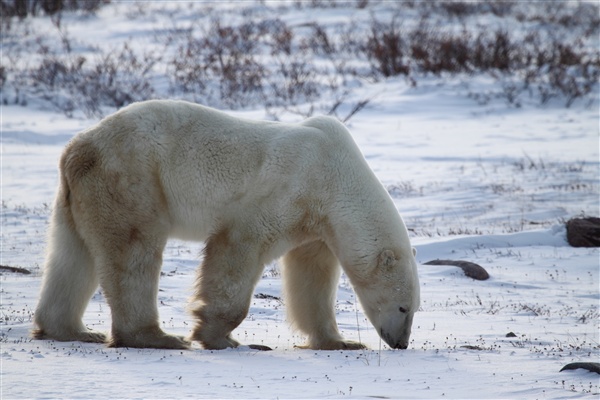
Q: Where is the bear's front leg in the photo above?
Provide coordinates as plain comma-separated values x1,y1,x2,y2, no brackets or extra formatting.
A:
189,227,266,350
189,306,244,350
282,240,367,350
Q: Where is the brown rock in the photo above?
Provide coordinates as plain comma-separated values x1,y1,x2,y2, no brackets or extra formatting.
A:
423,259,490,280
566,217,600,247
560,362,600,374
0,265,31,274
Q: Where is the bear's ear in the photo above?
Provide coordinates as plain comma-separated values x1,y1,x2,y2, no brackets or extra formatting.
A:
412,247,417,257
378,250,397,269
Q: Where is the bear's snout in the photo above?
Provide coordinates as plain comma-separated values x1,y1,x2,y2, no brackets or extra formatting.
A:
394,342,409,350
381,330,409,350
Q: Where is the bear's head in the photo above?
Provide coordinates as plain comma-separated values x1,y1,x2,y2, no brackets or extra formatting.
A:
350,248,420,350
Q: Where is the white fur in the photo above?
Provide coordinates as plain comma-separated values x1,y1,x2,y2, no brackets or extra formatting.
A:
33,100,420,350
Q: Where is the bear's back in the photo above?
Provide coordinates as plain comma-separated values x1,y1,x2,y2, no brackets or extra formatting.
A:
65,100,368,240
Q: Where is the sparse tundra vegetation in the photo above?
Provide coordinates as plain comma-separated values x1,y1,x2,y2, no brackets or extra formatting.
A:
2,0,599,117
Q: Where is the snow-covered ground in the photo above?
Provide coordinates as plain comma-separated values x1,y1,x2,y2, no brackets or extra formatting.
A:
1,2,599,399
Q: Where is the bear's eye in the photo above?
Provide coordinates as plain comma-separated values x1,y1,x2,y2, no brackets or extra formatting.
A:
399,307,408,313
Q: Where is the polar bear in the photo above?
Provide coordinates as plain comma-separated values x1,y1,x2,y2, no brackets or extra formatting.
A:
32,100,420,350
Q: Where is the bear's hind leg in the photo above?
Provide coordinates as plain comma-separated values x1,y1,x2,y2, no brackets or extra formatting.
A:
282,240,366,350
93,230,189,350
33,198,106,343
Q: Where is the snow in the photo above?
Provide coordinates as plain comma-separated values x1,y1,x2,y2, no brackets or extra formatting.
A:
1,2,599,399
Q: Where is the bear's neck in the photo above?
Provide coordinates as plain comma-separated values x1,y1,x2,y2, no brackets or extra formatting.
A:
324,165,412,271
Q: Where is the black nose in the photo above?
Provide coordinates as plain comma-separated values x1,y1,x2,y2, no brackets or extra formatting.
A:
381,331,409,350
